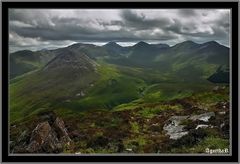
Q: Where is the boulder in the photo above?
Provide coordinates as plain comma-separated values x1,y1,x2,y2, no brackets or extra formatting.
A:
17,130,29,144
190,112,215,122
27,140,41,153
195,124,209,130
25,117,71,153
29,122,51,145
53,117,71,143
163,116,189,140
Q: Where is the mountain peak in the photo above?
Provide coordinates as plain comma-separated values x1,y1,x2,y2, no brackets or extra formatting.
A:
182,40,197,45
12,50,33,55
133,41,150,48
151,43,170,49
136,41,149,45
173,40,199,49
202,41,220,46
104,42,122,48
44,49,98,73
106,41,117,45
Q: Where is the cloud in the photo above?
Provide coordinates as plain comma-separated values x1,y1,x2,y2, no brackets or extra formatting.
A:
9,9,230,52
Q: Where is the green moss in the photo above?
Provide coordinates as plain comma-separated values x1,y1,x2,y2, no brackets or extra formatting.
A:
196,137,229,150
123,136,147,153
193,90,229,104
138,104,182,118
130,122,140,133
170,136,229,154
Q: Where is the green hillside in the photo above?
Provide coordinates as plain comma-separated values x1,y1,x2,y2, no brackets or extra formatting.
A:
9,41,230,154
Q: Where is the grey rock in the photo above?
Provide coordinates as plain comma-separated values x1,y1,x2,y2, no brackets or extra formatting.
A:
26,117,71,153
53,117,71,143
213,86,220,91
17,130,29,143
195,124,209,130
76,91,85,97
190,112,215,122
163,116,189,140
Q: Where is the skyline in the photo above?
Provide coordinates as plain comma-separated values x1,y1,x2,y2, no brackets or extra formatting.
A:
9,9,230,52
10,40,228,54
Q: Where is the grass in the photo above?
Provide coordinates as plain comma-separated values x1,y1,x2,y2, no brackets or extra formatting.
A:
130,122,140,133
192,89,229,104
63,64,147,111
170,136,229,154
138,104,183,118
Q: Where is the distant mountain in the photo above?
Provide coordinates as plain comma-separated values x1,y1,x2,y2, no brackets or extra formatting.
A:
132,41,152,49
44,49,98,73
152,41,229,81
151,43,170,49
103,42,122,50
171,40,200,50
105,41,171,67
127,41,166,66
207,65,229,83
10,40,229,83
10,50,57,79
67,43,113,59
103,42,130,56
10,48,100,121
10,43,110,79
9,40,230,123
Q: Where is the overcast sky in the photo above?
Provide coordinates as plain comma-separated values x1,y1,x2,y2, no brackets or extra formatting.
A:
9,9,230,52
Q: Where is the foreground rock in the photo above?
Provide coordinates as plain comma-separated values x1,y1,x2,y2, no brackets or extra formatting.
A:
14,117,71,153
163,116,189,140
189,112,215,122
163,112,215,140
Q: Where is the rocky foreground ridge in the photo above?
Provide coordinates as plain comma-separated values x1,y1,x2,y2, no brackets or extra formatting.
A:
11,115,71,153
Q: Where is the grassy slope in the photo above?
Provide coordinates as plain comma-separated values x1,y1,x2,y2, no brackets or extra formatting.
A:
10,63,230,154
10,59,219,123
10,63,148,122
10,66,99,122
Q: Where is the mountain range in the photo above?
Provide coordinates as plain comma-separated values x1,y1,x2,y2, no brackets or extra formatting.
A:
10,40,229,121
10,40,229,79
9,40,230,154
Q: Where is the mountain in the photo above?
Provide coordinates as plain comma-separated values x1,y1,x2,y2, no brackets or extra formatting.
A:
10,50,56,79
103,42,123,51
171,40,200,50
103,42,130,56
207,65,229,83
151,43,170,49
10,49,100,121
151,41,229,81
67,43,112,59
9,40,229,121
44,49,98,73
104,41,170,67
9,40,230,154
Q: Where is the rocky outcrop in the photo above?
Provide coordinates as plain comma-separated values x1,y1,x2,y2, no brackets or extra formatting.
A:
14,117,71,153
163,112,216,140
163,116,189,140
189,112,215,122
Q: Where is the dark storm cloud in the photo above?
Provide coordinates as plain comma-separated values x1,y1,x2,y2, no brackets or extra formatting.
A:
177,9,197,17
9,9,230,52
120,10,171,30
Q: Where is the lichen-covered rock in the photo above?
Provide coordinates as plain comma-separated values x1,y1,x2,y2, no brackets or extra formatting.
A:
24,117,71,153
53,117,71,143
29,122,51,145
163,116,189,140
27,140,41,153
190,112,215,122
41,130,63,153
164,112,216,140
